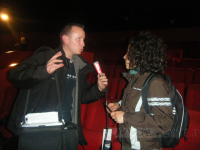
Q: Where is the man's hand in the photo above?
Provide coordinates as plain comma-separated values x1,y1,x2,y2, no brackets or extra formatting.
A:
107,102,120,113
110,111,125,124
46,51,64,74
97,73,108,91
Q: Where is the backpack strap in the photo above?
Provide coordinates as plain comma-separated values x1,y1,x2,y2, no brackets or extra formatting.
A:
141,73,158,115
163,74,176,107
163,74,173,90
55,71,63,122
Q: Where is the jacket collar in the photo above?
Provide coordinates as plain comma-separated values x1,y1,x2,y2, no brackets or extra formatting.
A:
56,45,93,74
123,71,150,83
72,55,87,72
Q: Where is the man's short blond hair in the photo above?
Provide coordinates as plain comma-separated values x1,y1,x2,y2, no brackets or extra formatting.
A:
59,23,84,44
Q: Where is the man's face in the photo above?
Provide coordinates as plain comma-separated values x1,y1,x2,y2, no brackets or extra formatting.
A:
65,26,85,55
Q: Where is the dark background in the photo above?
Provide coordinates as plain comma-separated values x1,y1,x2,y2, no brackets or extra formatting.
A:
0,1,200,58
0,0,199,33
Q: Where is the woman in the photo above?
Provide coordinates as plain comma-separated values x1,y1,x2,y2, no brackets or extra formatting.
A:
107,32,173,150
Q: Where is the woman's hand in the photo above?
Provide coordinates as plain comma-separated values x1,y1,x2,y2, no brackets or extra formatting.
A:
110,111,125,124
106,102,120,113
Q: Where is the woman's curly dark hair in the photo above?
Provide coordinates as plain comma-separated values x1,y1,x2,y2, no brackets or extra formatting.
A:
128,31,167,74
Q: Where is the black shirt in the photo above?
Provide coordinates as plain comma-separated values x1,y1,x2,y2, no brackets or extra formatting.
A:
62,59,76,124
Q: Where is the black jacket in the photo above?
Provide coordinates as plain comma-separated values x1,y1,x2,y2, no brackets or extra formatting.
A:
7,46,106,145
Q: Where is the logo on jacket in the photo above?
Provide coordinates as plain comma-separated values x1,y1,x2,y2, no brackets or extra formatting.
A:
67,74,76,80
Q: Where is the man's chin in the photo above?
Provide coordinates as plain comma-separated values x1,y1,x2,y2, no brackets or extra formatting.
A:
77,51,82,55
74,51,82,55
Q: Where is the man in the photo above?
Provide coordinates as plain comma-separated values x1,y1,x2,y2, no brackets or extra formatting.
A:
8,23,108,149
107,32,173,150
15,32,29,51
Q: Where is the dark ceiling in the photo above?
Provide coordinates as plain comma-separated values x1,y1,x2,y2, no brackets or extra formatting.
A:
0,0,200,33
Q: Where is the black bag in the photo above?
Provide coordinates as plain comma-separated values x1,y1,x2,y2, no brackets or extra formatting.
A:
62,123,79,150
18,71,64,150
19,122,79,150
19,125,63,150
141,73,190,148
18,61,79,150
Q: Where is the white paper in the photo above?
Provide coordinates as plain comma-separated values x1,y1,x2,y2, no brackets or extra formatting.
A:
25,112,59,124
21,122,63,127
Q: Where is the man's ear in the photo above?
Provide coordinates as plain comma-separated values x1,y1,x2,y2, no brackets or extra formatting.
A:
62,35,69,44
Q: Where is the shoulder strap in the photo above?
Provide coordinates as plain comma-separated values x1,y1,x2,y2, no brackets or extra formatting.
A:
141,73,157,115
163,74,176,107
23,89,31,122
163,74,173,90
55,71,62,113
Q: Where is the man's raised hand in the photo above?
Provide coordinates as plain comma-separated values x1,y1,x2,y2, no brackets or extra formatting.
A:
46,51,64,74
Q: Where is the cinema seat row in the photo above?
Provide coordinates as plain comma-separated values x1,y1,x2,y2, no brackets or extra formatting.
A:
165,58,200,69
90,64,200,86
165,50,200,70
95,49,200,70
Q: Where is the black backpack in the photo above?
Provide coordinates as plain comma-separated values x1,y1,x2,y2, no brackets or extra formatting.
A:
141,73,190,148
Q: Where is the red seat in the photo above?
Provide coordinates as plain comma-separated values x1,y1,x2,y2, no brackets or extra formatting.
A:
94,49,111,65
106,78,119,100
80,77,119,149
78,128,103,150
194,68,200,84
167,58,175,67
0,86,18,112
80,100,109,150
172,82,186,103
0,51,33,107
185,84,200,111
0,67,13,108
83,100,107,131
80,104,88,127
106,78,127,104
167,50,183,62
116,78,127,100
101,65,115,79
167,58,179,68
164,67,194,87
179,59,200,70
87,65,115,85
173,59,179,68
80,52,94,64
0,86,18,138
80,69,117,149
0,50,33,68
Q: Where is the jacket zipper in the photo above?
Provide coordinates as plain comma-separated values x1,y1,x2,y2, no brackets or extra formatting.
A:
120,76,139,144
124,77,139,106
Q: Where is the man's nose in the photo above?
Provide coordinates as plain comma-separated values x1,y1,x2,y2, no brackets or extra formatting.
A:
82,41,85,47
